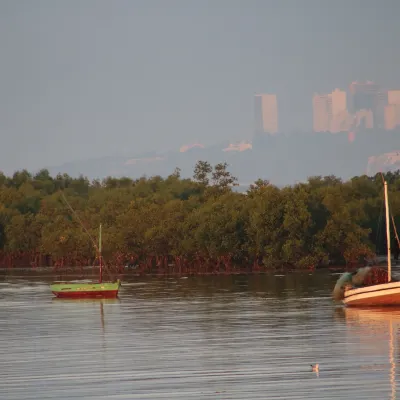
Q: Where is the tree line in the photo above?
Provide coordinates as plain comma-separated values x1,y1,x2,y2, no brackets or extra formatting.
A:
0,162,399,274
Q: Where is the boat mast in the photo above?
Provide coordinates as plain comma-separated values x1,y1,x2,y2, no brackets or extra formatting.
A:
384,181,392,282
99,223,103,283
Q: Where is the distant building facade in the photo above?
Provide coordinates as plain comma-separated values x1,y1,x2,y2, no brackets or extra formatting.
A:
354,109,374,129
255,81,399,137
313,94,331,132
312,84,395,133
385,90,400,130
349,81,379,112
330,89,351,133
348,81,387,129
254,94,278,134
313,89,351,133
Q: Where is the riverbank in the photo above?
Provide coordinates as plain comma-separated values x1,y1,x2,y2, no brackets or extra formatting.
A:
1,257,398,277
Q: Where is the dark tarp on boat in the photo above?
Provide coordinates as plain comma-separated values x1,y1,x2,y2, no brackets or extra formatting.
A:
332,266,395,301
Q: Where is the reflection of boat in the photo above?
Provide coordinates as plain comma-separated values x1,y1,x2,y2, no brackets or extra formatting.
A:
51,297,121,304
50,223,121,298
52,296,117,349
343,307,398,400
333,180,400,306
344,306,400,324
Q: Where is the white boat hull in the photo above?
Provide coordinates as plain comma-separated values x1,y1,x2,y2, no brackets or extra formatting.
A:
344,281,400,307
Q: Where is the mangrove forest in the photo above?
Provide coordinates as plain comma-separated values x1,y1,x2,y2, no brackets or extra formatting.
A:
0,161,399,275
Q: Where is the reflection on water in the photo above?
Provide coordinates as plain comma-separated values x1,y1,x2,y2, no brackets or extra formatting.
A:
339,307,400,400
0,271,399,399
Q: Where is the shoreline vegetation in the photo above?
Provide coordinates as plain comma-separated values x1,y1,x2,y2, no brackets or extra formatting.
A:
0,162,399,275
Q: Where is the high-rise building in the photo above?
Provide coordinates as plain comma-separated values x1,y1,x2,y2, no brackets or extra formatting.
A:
313,94,332,132
354,109,374,129
254,94,278,134
330,88,347,116
376,91,388,129
330,89,350,133
349,81,379,112
385,105,398,130
348,81,386,128
388,90,400,106
330,109,353,133
385,90,400,130
313,89,351,133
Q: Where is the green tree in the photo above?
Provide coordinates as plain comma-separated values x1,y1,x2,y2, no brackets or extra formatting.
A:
211,162,238,188
193,161,212,185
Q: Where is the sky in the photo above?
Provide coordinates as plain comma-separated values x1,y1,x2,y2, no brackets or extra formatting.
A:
1,0,400,174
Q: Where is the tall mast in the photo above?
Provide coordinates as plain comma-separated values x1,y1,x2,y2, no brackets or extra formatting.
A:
99,223,103,283
384,181,392,282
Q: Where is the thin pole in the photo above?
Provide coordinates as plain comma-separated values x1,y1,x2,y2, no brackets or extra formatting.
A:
99,224,103,283
384,181,392,282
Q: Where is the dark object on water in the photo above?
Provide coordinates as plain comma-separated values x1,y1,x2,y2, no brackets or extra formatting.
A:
332,266,396,301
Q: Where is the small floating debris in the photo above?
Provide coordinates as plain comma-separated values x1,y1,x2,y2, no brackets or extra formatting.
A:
311,364,319,376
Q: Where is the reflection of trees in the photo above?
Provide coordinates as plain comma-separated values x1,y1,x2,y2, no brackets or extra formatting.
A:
99,274,332,301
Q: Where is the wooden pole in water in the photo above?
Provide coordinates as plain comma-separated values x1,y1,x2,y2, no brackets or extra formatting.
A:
99,224,103,283
384,181,392,282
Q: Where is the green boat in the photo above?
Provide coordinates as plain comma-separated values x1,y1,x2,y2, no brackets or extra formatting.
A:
50,280,121,299
50,221,121,298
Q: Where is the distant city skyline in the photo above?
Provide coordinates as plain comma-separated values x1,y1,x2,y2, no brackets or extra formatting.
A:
1,1,400,174
255,81,400,138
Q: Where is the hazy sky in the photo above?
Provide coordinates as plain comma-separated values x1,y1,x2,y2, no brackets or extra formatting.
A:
1,0,400,173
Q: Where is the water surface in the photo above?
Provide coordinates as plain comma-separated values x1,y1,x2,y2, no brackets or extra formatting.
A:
0,271,398,399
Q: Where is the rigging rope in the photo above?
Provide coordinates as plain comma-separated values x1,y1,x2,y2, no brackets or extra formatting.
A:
58,190,111,276
59,190,99,252
379,173,400,248
60,190,112,278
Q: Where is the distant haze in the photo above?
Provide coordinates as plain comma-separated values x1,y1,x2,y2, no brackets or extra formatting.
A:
1,0,400,174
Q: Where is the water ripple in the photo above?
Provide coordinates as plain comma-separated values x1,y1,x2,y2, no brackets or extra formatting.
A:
0,272,398,399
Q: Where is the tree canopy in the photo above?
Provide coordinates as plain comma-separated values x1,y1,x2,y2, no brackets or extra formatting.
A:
0,163,399,274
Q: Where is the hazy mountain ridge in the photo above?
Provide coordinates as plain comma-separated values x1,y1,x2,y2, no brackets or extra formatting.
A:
46,129,400,186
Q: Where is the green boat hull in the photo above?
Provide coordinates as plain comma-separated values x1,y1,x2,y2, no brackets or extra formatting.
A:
50,280,121,298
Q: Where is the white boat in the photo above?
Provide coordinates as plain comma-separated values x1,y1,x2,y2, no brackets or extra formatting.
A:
334,180,400,307
343,280,400,306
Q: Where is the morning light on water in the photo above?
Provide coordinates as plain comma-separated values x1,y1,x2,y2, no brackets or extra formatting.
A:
1,0,400,398
0,272,400,399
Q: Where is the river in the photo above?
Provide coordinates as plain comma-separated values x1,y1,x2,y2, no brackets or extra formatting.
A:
0,270,398,399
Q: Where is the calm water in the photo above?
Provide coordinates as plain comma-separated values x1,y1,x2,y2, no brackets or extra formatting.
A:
0,270,399,399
